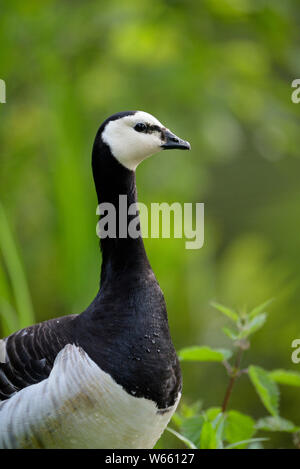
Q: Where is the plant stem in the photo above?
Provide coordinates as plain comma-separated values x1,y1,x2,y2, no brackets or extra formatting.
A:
222,347,244,413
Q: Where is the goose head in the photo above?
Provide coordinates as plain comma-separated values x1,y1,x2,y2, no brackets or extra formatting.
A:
96,110,191,171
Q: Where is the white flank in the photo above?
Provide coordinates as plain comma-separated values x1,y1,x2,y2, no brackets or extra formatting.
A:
0,344,180,449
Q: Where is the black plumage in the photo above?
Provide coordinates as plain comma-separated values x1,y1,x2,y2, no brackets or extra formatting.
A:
0,111,182,410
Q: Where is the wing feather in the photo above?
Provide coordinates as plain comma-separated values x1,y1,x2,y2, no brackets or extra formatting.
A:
0,315,78,402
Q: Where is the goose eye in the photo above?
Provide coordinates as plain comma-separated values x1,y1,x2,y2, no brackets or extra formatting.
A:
134,122,147,132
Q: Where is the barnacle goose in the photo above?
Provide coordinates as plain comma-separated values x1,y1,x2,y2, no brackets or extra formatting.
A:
0,111,191,449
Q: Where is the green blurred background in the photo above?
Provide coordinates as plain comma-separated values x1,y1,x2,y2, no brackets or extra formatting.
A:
1,0,300,448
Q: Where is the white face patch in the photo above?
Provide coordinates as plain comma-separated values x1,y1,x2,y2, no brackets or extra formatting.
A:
101,111,166,171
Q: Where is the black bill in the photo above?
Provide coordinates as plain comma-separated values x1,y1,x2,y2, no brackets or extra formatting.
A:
161,129,191,150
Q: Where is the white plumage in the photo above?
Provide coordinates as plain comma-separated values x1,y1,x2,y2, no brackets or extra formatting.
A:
0,344,180,449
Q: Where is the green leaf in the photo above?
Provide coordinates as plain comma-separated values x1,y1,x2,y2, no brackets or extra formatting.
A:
211,302,239,322
171,412,183,428
212,413,226,449
205,407,222,421
181,401,203,417
256,416,300,433
224,410,256,449
222,327,239,340
179,346,232,362
269,369,300,387
199,421,218,449
180,416,205,445
166,427,197,449
248,366,279,416
239,313,267,339
248,440,265,449
217,348,233,360
175,401,203,423
249,299,274,319
225,438,268,449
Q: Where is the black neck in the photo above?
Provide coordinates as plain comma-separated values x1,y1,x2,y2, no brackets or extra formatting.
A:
92,138,151,287
77,127,182,410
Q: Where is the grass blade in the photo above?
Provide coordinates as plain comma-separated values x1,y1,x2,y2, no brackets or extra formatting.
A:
0,299,20,336
166,427,197,449
0,203,35,330
225,438,268,449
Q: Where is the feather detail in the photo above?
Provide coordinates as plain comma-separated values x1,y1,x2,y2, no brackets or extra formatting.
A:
0,344,180,449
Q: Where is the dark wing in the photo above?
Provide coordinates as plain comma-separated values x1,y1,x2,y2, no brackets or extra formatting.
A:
0,315,78,401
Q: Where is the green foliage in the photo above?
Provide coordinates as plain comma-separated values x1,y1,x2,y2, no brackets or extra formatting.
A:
269,370,300,387
212,299,269,343
0,204,35,335
249,299,274,319
199,421,218,449
180,416,205,446
178,346,232,362
210,302,240,322
249,366,279,417
169,301,300,449
224,411,255,449
256,417,300,433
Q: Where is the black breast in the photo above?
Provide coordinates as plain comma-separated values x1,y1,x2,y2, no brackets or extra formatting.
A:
76,270,182,410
